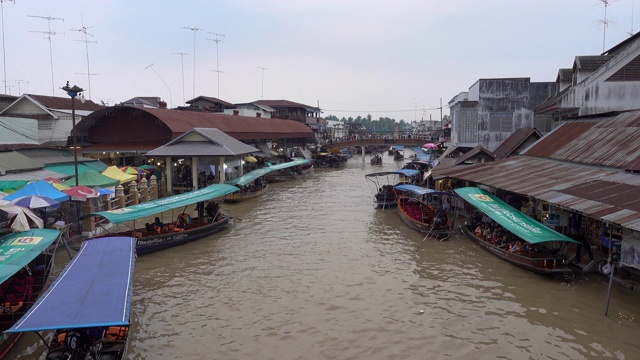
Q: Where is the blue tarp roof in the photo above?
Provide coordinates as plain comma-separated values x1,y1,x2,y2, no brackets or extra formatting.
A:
5,237,137,333
394,184,458,197
365,169,420,178
2,180,70,202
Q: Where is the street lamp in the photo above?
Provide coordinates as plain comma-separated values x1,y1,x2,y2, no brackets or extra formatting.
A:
61,82,85,186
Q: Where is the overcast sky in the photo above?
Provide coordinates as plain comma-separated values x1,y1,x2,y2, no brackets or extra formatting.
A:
2,0,636,121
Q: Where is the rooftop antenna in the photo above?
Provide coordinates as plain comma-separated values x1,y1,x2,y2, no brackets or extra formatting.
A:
144,63,172,109
171,52,189,104
1,0,15,95
598,0,615,52
181,26,203,100
13,79,28,95
28,14,64,96
207,32,225,98
258,66,267,100
71,14,97,100
2,79,11,94
628,1,634,37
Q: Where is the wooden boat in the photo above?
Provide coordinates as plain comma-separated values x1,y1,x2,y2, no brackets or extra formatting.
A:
365,169,421,209
225,183,269,203
80,184,239,256
312,153,347,168
370,154,382,165
5,237,137,360
263,159,313,182
0,228,62,359
394,184,459,240
454,187,577,275
394,150,404,161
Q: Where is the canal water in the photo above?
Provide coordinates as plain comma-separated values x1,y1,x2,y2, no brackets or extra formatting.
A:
10,152,640,359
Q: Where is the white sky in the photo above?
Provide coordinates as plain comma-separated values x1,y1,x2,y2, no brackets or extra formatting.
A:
1,0,636,121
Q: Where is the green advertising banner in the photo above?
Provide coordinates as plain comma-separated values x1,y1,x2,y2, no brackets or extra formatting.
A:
0,228,60,285
454,187,577,244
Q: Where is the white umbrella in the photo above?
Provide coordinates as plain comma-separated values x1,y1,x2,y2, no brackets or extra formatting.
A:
0,205,44,232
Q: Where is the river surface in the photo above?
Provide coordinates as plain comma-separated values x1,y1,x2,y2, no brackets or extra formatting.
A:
10,152,640,360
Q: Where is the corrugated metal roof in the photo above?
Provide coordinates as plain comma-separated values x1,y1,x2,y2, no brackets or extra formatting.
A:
146,128,258,156
432,156,640,231
454,146,496,164
186,96,235,108
27,94,104,112
253,100,320,111
0,151,43,172
524,112,640,170
493,128,541,159
80,106,315,140
0,168,67,181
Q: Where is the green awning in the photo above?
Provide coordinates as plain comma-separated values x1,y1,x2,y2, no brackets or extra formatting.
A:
61,170,120,188
266,159,310,171
227,168,273,186
81,184,239,224
0,180,28,193
83,161,108,172
0,228,60,285
45,163,95,176
454,187,577,244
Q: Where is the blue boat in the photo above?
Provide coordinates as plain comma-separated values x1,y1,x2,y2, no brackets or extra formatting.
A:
5,237,137,360
365,169,421,209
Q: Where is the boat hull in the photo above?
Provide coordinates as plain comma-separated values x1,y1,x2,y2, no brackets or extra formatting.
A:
95,216,232,256
459,223,573,275
224,184,269,203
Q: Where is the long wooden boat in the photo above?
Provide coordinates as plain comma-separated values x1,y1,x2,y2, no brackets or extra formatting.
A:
454,187,577,276
0,228,62,359
394,184,459,240
5,237,137,360
365,169,421,209
80,184,239,256
263,159,313,182
224,183,269,203
370,154,382,165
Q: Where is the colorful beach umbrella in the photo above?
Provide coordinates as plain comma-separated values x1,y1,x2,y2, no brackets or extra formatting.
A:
0,205,44,232
10,195,60,210
97,187,115,196
63,186,100,201
422,143,439,149
120,166,148,175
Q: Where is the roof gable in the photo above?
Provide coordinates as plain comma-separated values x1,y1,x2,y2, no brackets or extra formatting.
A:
493,128,542,159
147,127,258,157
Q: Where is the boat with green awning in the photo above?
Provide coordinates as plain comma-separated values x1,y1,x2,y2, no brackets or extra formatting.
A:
0,228,62,358
80,184,239,255
454,187,576,275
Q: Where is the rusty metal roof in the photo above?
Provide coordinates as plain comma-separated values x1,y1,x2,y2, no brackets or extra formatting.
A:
432,156,640,231
524,111,640,170
454,146,496,165
27,94,104,112
81,106,315,141
493,128,541,159
253,100,320,111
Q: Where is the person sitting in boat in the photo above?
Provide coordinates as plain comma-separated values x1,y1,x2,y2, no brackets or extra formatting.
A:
154,217,164,229
432,209,448,230
145,222,155,232
474,224,483,237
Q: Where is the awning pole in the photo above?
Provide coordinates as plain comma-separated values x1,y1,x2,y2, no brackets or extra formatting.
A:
604,263,615,316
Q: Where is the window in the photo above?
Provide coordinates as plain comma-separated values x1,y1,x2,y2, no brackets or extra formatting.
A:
489,112,512,132
38,121,53,130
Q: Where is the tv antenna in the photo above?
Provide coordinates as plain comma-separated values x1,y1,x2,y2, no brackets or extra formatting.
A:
598,0,616,52
172,52,189,104
258,67,267,100
207,32,225,98
1,0,15,95
181,26,204,100
71,15,97,100
144,63,172,109
28,14,64,96
13,78,28,95
628,1,634,37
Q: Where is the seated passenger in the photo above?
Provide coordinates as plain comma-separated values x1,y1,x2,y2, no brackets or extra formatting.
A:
153,217,164,229
474,224,483,236
145,223,155,232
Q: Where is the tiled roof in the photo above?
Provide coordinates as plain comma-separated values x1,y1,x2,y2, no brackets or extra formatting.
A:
574,55,613,72
146,128,258,157
253,100,319,111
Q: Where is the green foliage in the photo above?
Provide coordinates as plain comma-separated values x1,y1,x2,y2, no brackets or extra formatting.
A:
326,114,410,133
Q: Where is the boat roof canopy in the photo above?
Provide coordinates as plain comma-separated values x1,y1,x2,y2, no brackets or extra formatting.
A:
0,228,60,285
365,169,420,178
5,237,137,333
394,184,458,197
454,187,578,244
265,159,310,171
81,183,239,224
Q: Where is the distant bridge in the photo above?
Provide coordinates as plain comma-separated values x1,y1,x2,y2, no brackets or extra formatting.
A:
323,137,435,150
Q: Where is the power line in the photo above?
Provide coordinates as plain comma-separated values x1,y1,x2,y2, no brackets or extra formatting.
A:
28,14,64,96
144,63,172,108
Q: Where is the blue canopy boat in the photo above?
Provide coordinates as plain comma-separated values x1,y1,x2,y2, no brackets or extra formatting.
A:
0,228,61,359
5,237,137,360
224,168,271,203
80,184,239,255
394,184,460,241
365,169,421,209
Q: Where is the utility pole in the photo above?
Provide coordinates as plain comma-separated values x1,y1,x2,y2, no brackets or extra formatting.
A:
207,32,224,98
181,26,203,100
1,0,15,95
29,14,64,96
172,52,189,104
144,63,172,109
71,16,97,100
258,67,267,99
